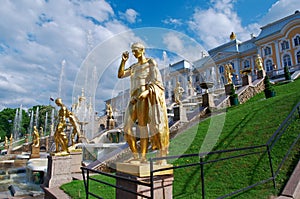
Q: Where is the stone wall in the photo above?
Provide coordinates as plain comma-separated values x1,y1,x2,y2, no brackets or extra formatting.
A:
237,79,264,104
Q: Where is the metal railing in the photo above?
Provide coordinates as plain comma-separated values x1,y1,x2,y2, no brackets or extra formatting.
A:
81,101,300,199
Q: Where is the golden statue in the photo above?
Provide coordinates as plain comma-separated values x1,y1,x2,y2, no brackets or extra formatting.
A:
255,54,264,71
9,134,13,145
66,110,81,147
224,63,235,84
4,136,8,149
39,126,44,137
54,98,69,155
230,32,236,40
118,42,169,164
174,81,184,104
106,103,113,119
32,126,40,147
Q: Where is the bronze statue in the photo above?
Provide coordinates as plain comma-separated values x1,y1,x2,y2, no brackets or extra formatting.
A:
118,42,169,164
174,81,184,104
32,126,40,147
54,98,69,155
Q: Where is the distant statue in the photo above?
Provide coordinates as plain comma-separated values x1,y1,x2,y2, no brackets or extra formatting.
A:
9,134,13,145
255,54,264,71
54,98,69,155
174,81,185,104
118,42,169,164
39,126,44,137
106,103,115,130
224,64,235,84
32,126,40,147
4,136,8,149
187,79,195,96
66,110,81,146
106,103,113,119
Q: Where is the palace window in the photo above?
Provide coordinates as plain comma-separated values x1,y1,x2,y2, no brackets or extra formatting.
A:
219,65,224,73
265,59,273,71
281,41,290,50
297,51,300,64
264,46,271,56
294,35,300,46
230,62,235,69
283,54,292,67
243,60,250,68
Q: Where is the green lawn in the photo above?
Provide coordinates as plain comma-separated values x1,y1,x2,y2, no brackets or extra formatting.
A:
61,78,300,199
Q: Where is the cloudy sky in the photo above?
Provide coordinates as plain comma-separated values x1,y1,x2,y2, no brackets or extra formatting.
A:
0,0,298,113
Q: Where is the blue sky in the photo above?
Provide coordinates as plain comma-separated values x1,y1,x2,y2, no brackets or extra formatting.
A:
0,0,298,113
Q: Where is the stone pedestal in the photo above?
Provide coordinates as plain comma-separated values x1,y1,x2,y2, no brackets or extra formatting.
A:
173,105,188,122
116,162,173,177
30,146,40,159
42,155,72,189
70,150,82,173
116,162,173,199
257,70,266,79
242,75,252,86
225,84,232,96
202,93,215,108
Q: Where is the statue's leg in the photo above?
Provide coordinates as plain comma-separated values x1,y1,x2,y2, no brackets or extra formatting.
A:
124,103,138,159
137,98,149,163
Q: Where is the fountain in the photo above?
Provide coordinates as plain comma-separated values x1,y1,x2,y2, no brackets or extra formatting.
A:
34,107,39,130
43,112,48,137
12,105,23,140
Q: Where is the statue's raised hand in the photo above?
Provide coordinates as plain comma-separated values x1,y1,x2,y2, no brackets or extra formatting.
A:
122,51,129,62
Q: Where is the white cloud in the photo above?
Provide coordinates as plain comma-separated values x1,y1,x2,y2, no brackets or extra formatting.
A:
260,0,300,26
119,9,139,24
162,18,183,26
0,0,127,109
162,32,206,62
188,0,254,49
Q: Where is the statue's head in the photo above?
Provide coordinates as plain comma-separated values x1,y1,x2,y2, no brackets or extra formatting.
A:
131,42,145,58
131,42,145,51
55,98,62,106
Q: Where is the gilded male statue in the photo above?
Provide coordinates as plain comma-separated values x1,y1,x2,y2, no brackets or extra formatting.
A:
224,64,234,84
54,98,69,155
118,42,169,164
255,54,264,71
32,126,40,147
174,81,184,104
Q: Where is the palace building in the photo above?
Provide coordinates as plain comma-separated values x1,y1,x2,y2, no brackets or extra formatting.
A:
104,11,300,123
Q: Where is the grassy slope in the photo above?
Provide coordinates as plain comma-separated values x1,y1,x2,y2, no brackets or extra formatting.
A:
61,78,300,199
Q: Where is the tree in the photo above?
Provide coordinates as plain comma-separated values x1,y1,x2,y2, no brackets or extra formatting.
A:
284,66,291,80
0,108,17,141
264,76,276,98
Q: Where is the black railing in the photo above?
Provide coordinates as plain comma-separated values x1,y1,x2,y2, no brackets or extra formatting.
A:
81,101,300,199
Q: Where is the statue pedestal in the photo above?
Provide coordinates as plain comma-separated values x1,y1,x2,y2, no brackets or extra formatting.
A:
202,93,215,107
116,162,173,199
30,146,40,159
257,70,266,79
225,84,232,95
173,105,188,122
242,75,252,86
70,150,82,173
42,155,72,188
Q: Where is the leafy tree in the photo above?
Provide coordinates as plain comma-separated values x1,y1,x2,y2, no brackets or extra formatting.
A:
28,105,55,136
0,108,15,141
284,66,291,80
